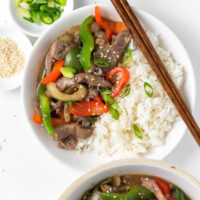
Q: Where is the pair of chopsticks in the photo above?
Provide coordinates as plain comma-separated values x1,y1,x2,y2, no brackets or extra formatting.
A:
111,0,200,146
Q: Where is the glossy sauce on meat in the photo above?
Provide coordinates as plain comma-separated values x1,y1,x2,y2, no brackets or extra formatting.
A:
81,174,190,200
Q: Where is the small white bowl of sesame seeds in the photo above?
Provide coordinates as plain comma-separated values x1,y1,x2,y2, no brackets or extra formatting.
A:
0,25,32,91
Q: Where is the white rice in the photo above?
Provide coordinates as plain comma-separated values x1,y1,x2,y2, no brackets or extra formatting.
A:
77,32,184,159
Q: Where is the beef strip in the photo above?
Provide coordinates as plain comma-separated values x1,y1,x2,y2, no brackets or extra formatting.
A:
50,100,64,115
33,99,40,115
107,29,131,67
56,73,112,92
103,29,131,73
141,177,167,200
57,135,77,150
54,123,93,149
121,174,141,187
46,40,76,75
83,88,99,101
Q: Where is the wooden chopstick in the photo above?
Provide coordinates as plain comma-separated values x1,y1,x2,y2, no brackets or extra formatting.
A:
111,0,200,146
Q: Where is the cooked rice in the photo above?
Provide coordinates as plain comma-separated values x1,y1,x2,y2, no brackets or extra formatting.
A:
77,32,184,159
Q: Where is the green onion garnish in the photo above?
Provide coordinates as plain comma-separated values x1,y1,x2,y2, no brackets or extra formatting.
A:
110,107,119,120
133,124,142,139
144,82,153,97
73,102,83,107
101,90,120,120
120,84,131,97
123,46,133,66
68,101,76,112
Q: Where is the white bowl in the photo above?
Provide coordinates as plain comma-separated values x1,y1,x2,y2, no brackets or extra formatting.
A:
59,159,200,200
22,5,196,169
0,25,32,91
7,0,74,37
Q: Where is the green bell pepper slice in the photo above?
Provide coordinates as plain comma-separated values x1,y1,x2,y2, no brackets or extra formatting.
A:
101,187,155,200
79,15,95,70
65,46,82,72
38,83,54,136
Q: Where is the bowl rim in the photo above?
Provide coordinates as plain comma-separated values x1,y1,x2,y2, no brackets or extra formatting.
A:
7,0,74,37
59,159,200,199
21,4,197,165
0,24,32,91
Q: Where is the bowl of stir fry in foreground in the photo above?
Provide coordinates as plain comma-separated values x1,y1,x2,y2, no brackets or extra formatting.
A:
22,4,196,169
8,0,74,37
59,159,200,200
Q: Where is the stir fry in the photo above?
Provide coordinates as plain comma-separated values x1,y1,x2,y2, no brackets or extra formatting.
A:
81,174,190,200
32,6,132,149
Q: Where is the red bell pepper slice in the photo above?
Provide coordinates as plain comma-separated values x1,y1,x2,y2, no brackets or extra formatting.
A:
95,6,127,41
69,98,109,116
154,178,170,196
168,198,175,200
41,60,64,84
106,66,130,97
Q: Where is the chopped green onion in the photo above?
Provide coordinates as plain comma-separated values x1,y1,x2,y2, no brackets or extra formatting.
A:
15,0,22,6
73,102,83,107
17,6,31,18
124,107,128,115
93,57,110,68
68,101,76,112
133,124,142,139
174,186,185,200
110,107,119,120
144,82,153,97
101,90,120,120
120,84,131,97
60,67,76,78
123,46,133,66
23,17,34,23
54,0,66,6
101,90,118,109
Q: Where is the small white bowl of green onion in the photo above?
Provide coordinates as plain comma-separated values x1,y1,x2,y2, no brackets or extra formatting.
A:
8,0,74,37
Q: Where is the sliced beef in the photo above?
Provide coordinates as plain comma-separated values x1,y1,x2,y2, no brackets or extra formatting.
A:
56,73,112,92
121,175,141,187
54,123,76,141
46,40,76,75
33,99,40,115
50,100,64,115
141,177,167,200
58,135,77,150
107,29,131,67
76,125,93,139
54,123,93,149
93,31,110,58
83,88,99,101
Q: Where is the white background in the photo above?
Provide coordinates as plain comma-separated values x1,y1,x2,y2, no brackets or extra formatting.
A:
0,0,200,199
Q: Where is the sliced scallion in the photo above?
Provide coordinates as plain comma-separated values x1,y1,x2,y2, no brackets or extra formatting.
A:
68,101,76,112
60,67,76,78
144,82,153,97
133,124,142,139
110,107,119,120
73,102,83,107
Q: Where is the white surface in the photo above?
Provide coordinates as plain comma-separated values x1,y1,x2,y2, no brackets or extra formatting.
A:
60,159,200,199
7,0,74,37
0,0,200,200
0,25,32,91
22,4,196,167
